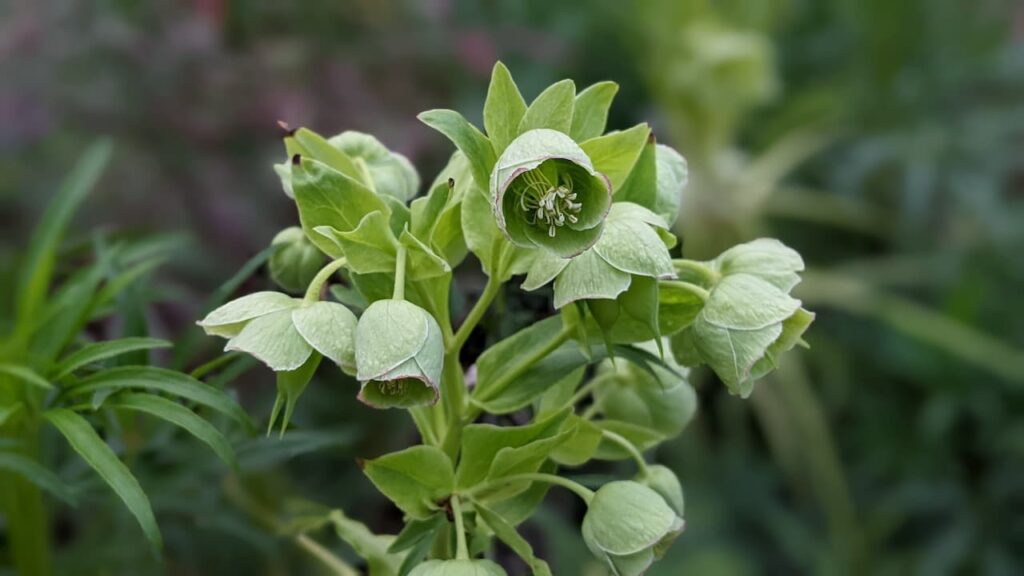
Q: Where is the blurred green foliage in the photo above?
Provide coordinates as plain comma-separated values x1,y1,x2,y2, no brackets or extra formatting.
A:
1,0,1022,574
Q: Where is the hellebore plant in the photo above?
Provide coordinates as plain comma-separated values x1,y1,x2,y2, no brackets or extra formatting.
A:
199,62,815,575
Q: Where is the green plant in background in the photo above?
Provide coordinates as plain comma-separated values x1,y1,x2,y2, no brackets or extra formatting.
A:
197,62,814,575
0,142,247,575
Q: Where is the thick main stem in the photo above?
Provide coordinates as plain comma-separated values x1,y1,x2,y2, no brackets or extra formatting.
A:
1,420,53,576
440,351,466,459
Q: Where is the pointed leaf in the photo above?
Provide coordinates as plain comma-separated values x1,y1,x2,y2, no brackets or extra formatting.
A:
418,109,496,191
44,408,162,549
0,451,78,506
67,366,250,426
53,337,172,380
475,501,553,576
0,364,53,390
580,124,651,192
484,62,528,154
519,79,576,134
571,81,619,141
362,445,454,519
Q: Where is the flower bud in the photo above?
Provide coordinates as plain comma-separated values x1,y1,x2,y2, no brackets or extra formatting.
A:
275,128,419,202
355,299,443,409
582,481,685,576
409,559,507,576
491,129,611,257
638,464,685,516
269,227,324,293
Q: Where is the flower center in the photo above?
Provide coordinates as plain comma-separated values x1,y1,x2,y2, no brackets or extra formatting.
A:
518,170,583,237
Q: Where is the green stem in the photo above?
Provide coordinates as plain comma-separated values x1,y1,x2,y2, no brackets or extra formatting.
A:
409,406,440,446
392,245,407,301
672,259,719,285
450,276,502,353
661,280,711,302
440,352,466,459
466,473,595,505
1,419,53,576
189,351,241,380
602,429,650,477
451,495,469,560
466,326,574,422
304,258,349,303
567,372,614,409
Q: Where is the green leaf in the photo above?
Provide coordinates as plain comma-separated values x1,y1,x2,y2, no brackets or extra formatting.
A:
0,364,53,390
317,211,399,275
571,81,619,141
0,402,24,427
652,144,687,226
329,509,404,575
108,392,236,468
0,451,78,506
67,366,250,426
268,352,322,436
616,139,657,209
362,445,454,519
53,337,172,380
456,408,570,491
484,62,528,154
44,408,162,550
418,109,496,191
388,514,445,554
475,501,553,576
580,124,651,192
550,414,603,466
519,79,576,134
291,128,364,183
16,139,112,325
292,157,390,258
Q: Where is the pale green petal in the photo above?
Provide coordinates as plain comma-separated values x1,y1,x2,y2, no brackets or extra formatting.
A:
553,250,630,308
292,301,358,372
198,292,299,338
225,309,313,371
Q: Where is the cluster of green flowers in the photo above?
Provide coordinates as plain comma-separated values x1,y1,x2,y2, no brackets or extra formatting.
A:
198,62,813,575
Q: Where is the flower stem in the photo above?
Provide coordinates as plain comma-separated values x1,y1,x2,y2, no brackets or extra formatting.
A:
672,259,719,285
440,351,466,459
450,275,502,353
602,429,650,477
466,472,595,505
304,258,349,303
393,245,407,301
661,280,711,302
451,495,470,560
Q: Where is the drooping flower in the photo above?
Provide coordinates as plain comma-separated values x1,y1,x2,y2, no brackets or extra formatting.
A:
354,299,443,409
582,481,685,576
268,227,324,294
409,559,507,576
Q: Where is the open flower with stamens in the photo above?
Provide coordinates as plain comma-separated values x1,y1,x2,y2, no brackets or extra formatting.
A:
491,129,612,257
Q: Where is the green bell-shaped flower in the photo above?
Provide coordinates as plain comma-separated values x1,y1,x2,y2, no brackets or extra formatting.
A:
197,292,357,373
355,299,443,409
582,481,685,576
670,239,814,397
409,559,507,576
269,227,324,293
491,129,612,257
522,202,675,308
